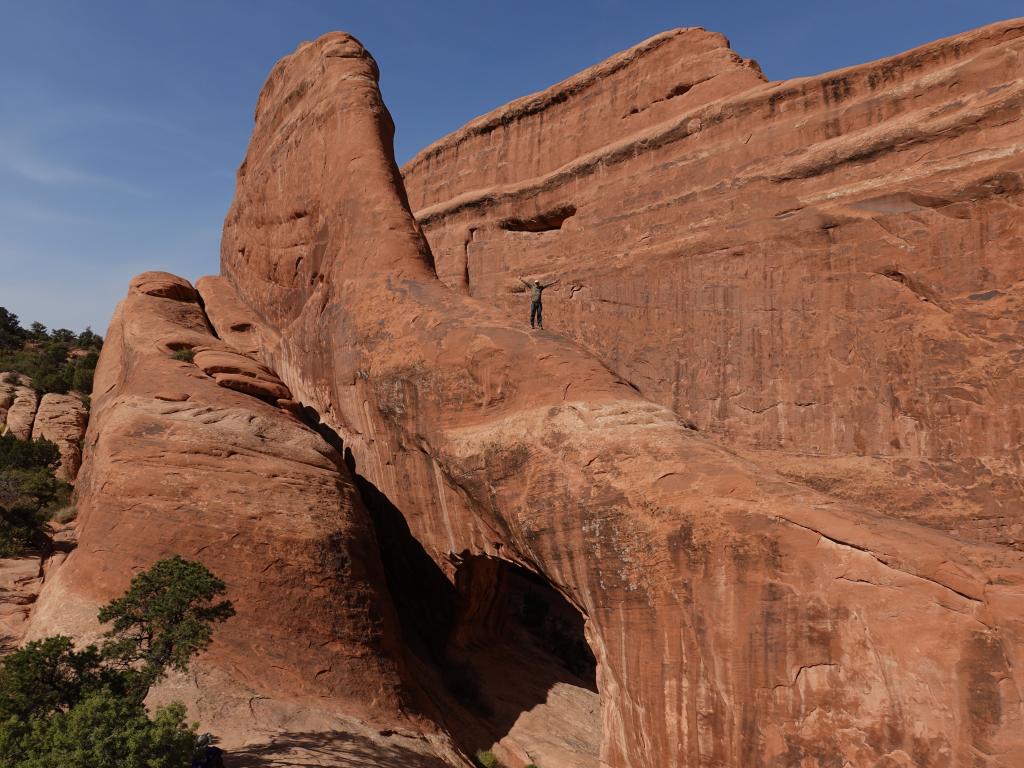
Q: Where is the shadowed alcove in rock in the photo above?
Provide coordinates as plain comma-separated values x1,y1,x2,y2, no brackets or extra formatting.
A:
345,444,602,767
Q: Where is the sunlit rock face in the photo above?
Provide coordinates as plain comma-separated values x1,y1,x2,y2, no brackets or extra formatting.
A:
23,272,463,764
17,17,1024,768
404,20,1024,552
211,22,1024,768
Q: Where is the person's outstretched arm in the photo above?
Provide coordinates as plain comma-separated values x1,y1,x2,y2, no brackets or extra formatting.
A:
542,278,560,289
519,276,531,288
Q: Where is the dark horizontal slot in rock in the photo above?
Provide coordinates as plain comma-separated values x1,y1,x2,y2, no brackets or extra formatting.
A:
622,77,708,118
666,82,693,98
499,204,577,232
968,289,1003,301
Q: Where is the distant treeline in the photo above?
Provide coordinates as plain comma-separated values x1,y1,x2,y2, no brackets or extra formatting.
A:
0,307,102,396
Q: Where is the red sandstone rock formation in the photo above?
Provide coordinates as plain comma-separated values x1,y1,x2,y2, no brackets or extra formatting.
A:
0,373,25,431
2,381,38,441
32,393,88,482
0,555,43,655
207,26,1024,768
19,19,1024,768
24,272,457,763
404,20,1024,550
1,373,89,481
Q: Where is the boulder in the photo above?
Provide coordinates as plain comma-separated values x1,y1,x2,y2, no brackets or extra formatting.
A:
0,372,28,432
32,393,88,481
3,386,38,441
191,348,293,403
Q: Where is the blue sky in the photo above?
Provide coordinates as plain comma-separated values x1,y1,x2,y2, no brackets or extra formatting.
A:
1,1,1020,334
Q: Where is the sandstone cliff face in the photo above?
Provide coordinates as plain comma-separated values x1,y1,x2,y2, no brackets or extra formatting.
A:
403,20,1024,550
23,272,457,763
212,28,1024,768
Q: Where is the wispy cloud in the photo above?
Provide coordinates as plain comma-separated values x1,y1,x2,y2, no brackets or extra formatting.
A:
0,201,101,226
0,138,146,195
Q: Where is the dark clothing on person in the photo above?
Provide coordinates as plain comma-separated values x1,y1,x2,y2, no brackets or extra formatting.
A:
530,300,543,328
193,746,225,768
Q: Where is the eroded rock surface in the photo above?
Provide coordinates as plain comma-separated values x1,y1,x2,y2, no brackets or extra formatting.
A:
19,19,1024,768
2,384,38,441
32,393,88,482
214,28,1024,768
404,19,1024,550
195,274,271,358
0,373,28,432
0,556,44,655
24,272,456,762
1,373,89,482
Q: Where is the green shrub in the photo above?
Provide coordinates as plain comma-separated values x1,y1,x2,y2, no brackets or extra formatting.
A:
0,558,234,767
0,435,71,555
71,365,94,395
475,750,499,768
98,555,235,694
7,689,196,768
0,507,45,557
171,348,195,363
75,327,102,350
0,434,60,471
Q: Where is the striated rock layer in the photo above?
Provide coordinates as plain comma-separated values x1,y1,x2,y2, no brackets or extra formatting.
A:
403,20,1024,549
215,29,1024,768
24,272,456,763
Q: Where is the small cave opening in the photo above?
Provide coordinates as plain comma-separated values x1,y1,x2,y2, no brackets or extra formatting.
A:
498,204,577,233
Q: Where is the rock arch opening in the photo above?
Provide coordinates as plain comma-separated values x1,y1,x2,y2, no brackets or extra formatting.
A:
293,406,601,764
441,554,601,766
356,473,600,765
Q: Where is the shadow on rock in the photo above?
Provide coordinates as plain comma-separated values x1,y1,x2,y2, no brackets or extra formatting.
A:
227,729,454,768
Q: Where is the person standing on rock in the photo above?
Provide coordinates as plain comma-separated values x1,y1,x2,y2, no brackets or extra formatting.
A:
519,276,559,330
